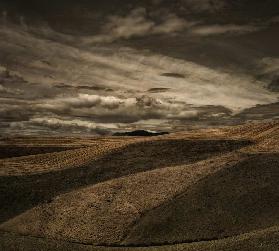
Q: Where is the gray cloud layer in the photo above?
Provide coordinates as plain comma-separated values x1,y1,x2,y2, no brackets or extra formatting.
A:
0,1,279,135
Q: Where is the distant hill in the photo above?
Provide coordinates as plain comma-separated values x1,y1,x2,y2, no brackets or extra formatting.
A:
113,130,169,137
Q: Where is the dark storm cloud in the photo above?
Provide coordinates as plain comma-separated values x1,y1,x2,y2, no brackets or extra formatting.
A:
2,0,279,41
234,102,279,121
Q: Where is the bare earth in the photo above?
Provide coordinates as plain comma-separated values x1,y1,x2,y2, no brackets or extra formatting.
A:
0,121,279,251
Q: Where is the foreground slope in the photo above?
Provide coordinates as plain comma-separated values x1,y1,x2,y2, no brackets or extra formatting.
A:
1,226,279,251
0,121,279,250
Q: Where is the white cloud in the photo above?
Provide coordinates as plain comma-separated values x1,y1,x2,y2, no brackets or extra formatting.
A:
29,117,120,134
37,94,133,111
35,93,199,123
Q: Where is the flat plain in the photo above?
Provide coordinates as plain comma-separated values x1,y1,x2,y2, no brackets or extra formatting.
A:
0,121,279,251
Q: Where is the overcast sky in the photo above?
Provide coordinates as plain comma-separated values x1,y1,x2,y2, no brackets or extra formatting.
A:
0,0,278,135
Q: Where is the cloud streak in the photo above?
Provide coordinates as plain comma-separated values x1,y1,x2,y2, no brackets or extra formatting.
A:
83,7,189,44
191,24,260,36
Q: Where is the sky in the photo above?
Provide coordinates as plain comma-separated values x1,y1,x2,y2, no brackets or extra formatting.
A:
0,0,279,136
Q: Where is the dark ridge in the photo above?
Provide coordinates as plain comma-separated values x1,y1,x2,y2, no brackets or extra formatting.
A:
54,83,112,91
147,88,171,93
113,130,169,137
78,85,112,91
161,73,185,79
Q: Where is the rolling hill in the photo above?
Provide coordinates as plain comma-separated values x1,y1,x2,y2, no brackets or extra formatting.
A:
0,121,278,250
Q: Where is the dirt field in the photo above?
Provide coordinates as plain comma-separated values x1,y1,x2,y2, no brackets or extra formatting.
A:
0,121,278,250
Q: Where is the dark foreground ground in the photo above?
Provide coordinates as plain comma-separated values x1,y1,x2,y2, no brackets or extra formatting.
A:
0,121,279,251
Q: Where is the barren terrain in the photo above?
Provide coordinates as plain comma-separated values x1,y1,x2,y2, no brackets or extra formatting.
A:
0,121,279,250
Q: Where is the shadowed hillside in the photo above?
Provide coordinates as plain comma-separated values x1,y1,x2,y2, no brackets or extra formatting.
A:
0,139,250,223
124,153,279,245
